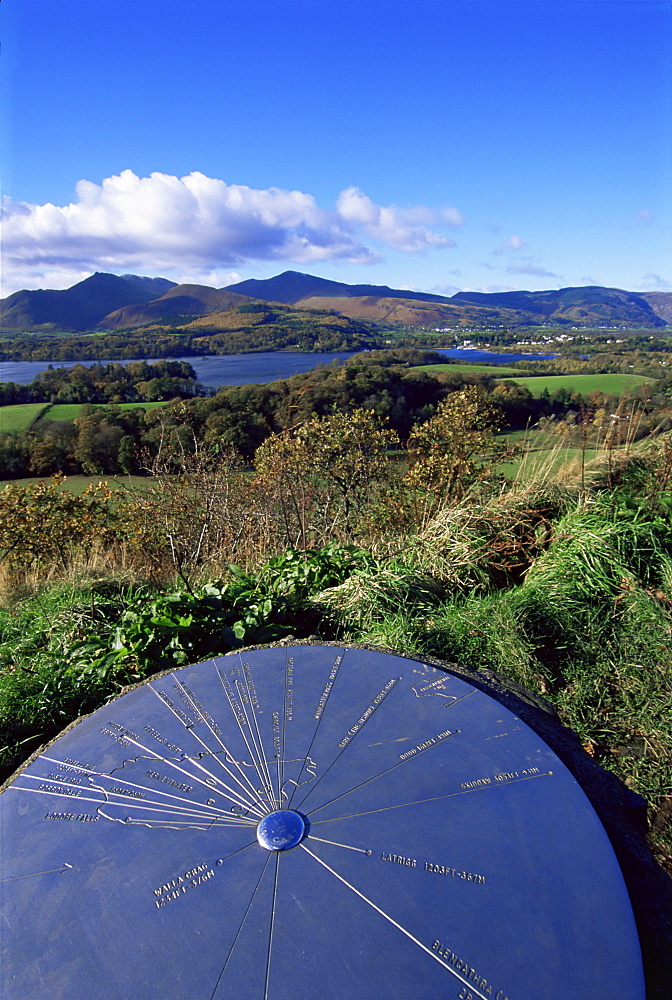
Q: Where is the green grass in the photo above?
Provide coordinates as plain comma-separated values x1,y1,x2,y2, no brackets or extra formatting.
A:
0,402,50,434
500,447,600,479
0,474,151,494
0,400,168,435
314,493,672,834
44,400,168,422
496,427,601,478
415,362,529,376
40,403,84,422
497,373,654,397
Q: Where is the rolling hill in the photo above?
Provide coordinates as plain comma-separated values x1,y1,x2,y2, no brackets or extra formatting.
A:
226,273,668,329
451,285,666,328
2,270,669,334
100,284,253,328
225,270,454,306
640,292,672,325
293,295,542,328
0,273,177,332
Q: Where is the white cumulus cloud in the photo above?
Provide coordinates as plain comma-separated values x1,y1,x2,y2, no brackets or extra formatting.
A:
336,186,460,251
1,170,462,294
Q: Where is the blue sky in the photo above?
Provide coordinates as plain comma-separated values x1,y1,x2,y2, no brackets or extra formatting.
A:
1,0,670,297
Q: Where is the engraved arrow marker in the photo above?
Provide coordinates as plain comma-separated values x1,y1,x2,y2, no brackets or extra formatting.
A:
307,835,372,855
1,862,73,882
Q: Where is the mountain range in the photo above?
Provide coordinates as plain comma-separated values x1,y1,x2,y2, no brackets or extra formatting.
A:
1,269,669,333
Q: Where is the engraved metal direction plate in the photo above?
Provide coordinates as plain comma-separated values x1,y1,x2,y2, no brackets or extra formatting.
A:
0,645,644,999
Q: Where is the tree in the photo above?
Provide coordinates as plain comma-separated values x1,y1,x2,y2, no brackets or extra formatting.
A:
255,410,399,544
404,386,502,521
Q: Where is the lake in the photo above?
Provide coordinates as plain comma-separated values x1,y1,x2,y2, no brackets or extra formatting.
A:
0,349,558,389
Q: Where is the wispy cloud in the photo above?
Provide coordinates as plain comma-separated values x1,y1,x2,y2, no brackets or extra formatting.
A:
431,281,462,296
506,259,560,279
1,170,462,293
641,272,672,290
462,284,521,293
493,234,527,255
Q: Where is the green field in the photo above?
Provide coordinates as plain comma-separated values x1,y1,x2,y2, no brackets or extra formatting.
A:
498,373,653,397
0,399,169,432
498,442,600,478
45,400,168,422
415,366,655,397
0,402,50,434
415,363,528,376
0,474,151,494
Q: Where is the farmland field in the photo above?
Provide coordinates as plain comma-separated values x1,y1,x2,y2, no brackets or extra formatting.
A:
496,373,653,397
415,362,529,376
0,399,169,431
44,400,168,421
0,473,151,493
0,402,50,434
415,367,654,396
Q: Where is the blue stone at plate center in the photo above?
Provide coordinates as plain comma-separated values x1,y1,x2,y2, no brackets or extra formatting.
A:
256,810,306,851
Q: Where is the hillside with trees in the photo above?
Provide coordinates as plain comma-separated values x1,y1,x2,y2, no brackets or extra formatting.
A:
2,272,669,348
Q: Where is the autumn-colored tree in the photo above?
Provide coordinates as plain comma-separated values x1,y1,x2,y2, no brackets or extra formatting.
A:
404,386,502,522
255,410,399,544
0,479,122,573
126,442,256,589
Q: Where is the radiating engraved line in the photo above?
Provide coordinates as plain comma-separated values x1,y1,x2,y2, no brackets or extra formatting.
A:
482,727,523,742
300,844,491,1000
287,650,346,808
310,771,553,825
216,668,275,813
293,676,401,813
441,690,475,709
104,817,255,830
148,683,264,817
277,648,289,805
214,840,259,868
7,784,251,830
88,794,254,824
305,729,460,819
96,800,256,824
17,773,103,795
40,757,97,776
307,835,371,855
234,675,275,809
10,788,131,813
46,763,244,815
238,657,270,785
103,724,262,817
413,685,476,712
11,760,256,819
208,851,273,1000
93,796,257,830
16,771,256,823
0,862,73,882
180,753,265,819
173,674,271,808
264,852,281,1000
238,658,278,809
218,656,276,812
114,730,264,816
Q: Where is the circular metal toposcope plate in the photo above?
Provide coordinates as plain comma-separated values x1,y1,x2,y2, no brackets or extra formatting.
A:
0,645,644,999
